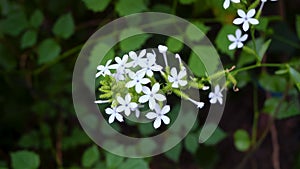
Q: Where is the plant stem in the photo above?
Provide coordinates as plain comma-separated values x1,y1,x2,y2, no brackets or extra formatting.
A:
232,63,283,75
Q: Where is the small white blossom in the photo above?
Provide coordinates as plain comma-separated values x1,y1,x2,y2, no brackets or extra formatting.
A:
126,71,151,93
112,69,125,81
105,107,124,123
227,29,248,50
158,45,169,67
233,9,259,31
209,85,223,104
139,52,163,77
110,54,133,73
116,94,138,116
139,83,166,110
96,60,115,78
202,86,210,90
94,100,111,104
168,67,188,88
129,49,146,67
145,104,170,129
188,98,204,109
223,0,240,9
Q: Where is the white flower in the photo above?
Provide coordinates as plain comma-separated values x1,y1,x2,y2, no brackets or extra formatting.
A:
158,45,169,67
96,60,114,78
138,83,166,110
110,54,133,72
233,9,259,31
145,104,170,129
168,67,188,88
227,29,248,50
202,86,210,90
209,85,223,104
129,49,146,67
112,69,125,81
223,0,240,9
188,98,204,109
139,52,162,77
126,71,151,93
105,107,124,124
116,94,138,116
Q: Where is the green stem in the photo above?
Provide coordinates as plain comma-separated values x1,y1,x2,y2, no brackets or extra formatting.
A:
232,63,283,75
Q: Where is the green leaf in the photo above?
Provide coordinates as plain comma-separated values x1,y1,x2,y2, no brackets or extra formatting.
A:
0,10,28,36
256,17,269,32
37,38,61,65
234,129,251,152
105,152,124,169
115,0,147,16
215,25,238,59
164,143,182,162
166,36,184,53
179,0,196,4
82,0,111,12
258,39,272,61
11,151,40,169
52,13,75,39
263,97,300,119
30,10,44,28
18,131,40,149
204,127,227,146
296,15,300,39
184,133,199,154
185,22,210,42
21,30,37,49
119,28,150,51
82,145,100,168
259,72,287,92
120,159,149,169
289,67,300,91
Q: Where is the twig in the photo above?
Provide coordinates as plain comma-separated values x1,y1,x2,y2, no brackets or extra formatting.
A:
271,123,281,169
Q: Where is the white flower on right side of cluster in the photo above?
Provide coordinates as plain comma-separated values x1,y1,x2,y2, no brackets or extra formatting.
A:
145,104,170,129
223,0,240,9
227,29,248,50
168,67,188,88
126,71,151,93
105,107,124,124
139,83,166,110
139,52,163,77
233,9,259,31
209,85,223,104
116,94,138,116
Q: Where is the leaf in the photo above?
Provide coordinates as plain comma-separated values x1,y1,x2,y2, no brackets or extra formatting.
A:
21,30,37,49
215,25,238,59
263,97,300,119
138,123,155,136
52,13,75,39
0,10,28,36
11,151,40,169
115,0,147,16
256,17,269,32
119,28,150,51
185,22,210,42
37,38,61,65
30,10,44,28
120,159,149,169
259,72,287,92
105,152,124,169
179,0,196,5
164,143,182,162
234,129,251,152
204,127,227,146
184,133,199,154
82,145,100,168
258,39,272,61
296,15,300,39
82,0,111,12
289,67,300,91
166,36,184,53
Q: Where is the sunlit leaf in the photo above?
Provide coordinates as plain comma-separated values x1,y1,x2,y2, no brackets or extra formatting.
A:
21,30,37,49
115,0,147,16
11,151,40,169
234,129,251,152
82,0,111,12
37,38,61,64
52,13,75,39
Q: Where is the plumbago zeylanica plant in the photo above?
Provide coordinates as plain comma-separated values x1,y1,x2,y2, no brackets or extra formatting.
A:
94,45,221,129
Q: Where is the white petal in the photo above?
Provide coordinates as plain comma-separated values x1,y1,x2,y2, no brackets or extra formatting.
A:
139,95,149,103
122,54,129,63
237,9,246,17
243,22,250,31
115,57,122,64
129,51,137,59
129,102,138,109
218,97,223,104
142,86,151,94
124,108,131,116
154,104,161,113
97,65,104,71
240,34,248,41
116,106,125,112
128,71,135,79
247,9,256,18
105,108,114,115
140,78,151,84
179,80,188,86
154,94,166,101
161,116,170,125
126,80,136,88
135,83,143,93
115,113,124,122
125,94,131,103
95,72,102,78
202,86,210,90
235,29,242,38
117,96,125,105
146,69,154,77
227,34,236,42
172,82,179,88
210,97,217,104
108,115,115,124
153,118,162,129
248,18,259,25
108,64,119,69
178,70,187,79
158,45,168,53
168,76,175,83
161,105,170,114
139,49,146,57
231,0,240,3
237,42,244,48
151,65,163,71
229,42,237,50
197,102,205,108
149,98,156,110
223,0,230,9
145,112,158,119
170,67,177,77
152,83,160,93
215,85,220,92
233,18,244,25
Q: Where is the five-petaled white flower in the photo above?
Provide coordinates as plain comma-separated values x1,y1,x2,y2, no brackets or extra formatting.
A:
126,71,151,93
139,83,166,110
116,94,138,116
139,52,163,77
233,9,259,31
168,67,188,88
105,107,124,124
145,104,170,129
110,54,133,73
223,0,240,9
129,49,146,67
96,59,114,78
227,29,248,50
209,85,223,104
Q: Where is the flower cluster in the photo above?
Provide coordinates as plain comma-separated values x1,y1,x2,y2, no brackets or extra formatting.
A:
95,45,224,129
224,0,277,50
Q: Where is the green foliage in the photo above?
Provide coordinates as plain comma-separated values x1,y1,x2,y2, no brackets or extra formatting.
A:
0,10,28,36
115,0,147,16
21,30,37,49
296,15,300,39
259,72,287,92
82,0,111,12
105,152,124,168
166,36,184,53
184,133,199,154
11,151,40,169
185,22,210,42
215,25,238,59
119,28,150,51
234,129,251,152
82,145,100,168
30,10,44,28
37,38,61,64
263,97,300,119
179,0,196,5
120,159,149,169
289,66,300,91
164,142,182,162
52,13,75,39
204,127,227,146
